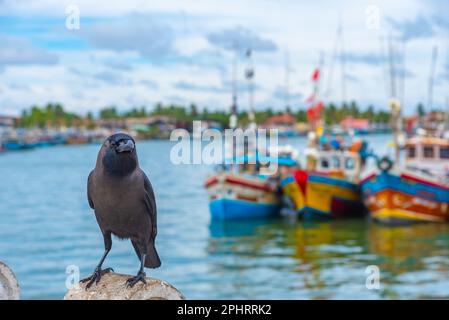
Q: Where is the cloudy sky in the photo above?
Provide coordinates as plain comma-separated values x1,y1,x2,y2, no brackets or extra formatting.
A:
0,0,448,116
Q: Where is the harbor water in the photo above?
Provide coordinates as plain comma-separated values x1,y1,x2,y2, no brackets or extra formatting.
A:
1,134,449,299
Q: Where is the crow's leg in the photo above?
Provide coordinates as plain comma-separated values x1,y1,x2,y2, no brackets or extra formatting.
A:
126,252,147,287
80,231,113,289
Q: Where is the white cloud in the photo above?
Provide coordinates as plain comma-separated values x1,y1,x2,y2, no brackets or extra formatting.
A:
0,0,448,116
0,34,58,66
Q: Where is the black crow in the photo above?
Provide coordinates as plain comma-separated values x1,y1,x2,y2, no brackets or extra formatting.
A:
81,133,160,288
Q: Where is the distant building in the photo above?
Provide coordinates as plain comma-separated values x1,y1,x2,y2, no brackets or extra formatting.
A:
0,116,17,139
262,113,298,136
425,111,446,123
0,116,17,128
261,113,298,136
263,113,296,128
340,117,370,134
126,116,175,139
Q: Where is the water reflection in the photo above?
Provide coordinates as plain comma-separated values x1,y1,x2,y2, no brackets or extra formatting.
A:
1,136,449,299
208,218,449,299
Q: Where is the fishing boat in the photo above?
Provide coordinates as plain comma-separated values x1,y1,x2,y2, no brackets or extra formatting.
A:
361,43,449,224
361,135,449,224
205,49,299,220
1,138,37,151
65,135,89,145
282,137,367,219
205,153,298,220
281,50,367,219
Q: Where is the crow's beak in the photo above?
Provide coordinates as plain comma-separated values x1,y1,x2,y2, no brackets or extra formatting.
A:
116,140,135,153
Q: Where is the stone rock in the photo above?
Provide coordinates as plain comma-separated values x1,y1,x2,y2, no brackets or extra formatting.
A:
64,272,185,300
0,261,20,300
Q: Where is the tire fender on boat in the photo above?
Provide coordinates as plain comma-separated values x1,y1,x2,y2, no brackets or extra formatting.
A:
377,156,393,172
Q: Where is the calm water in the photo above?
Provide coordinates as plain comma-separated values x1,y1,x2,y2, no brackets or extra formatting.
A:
1,135,449,299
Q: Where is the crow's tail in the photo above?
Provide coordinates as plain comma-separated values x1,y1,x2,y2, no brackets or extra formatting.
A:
144,242,161,268
132,240,161,268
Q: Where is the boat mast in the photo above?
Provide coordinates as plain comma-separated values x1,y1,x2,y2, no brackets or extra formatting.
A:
387,35,397,100
339,21,347,106
324,18,343,102
427,45,438,113
445,42,449,134
284,50,291,112
314,52,324,135
245,48,256,130
387,34,402,164
229,52,238,130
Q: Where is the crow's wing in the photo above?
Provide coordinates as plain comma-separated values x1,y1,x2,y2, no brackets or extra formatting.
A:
87,171,95,210
143,172,157,238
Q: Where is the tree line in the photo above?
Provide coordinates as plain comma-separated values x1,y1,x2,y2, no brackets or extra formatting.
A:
18,101,393,128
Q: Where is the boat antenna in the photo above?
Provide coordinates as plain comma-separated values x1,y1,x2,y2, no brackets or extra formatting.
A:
245,48,256,129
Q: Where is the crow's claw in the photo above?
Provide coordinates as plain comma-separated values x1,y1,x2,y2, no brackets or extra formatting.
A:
126,271,146,287
80,267,114,290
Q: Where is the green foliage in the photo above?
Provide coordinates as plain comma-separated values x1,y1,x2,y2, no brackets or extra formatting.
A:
99,106,119,119
17,101,393,129
20,103,80,128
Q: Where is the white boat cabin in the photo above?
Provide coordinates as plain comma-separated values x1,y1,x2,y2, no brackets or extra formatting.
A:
405,136,449,176
313,151,362,183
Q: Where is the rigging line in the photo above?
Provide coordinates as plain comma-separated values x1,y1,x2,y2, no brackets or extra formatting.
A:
340,22,347,105
379,35,390,102
324,20,342,99
427,45,438,112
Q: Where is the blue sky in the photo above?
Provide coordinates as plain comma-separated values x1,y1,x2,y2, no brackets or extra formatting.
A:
0,0,448,116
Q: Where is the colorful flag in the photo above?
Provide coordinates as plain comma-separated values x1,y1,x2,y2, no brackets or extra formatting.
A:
311,68,320,81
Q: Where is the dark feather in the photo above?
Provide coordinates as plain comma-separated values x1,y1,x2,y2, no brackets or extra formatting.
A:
143,173,157,238
87,171,94,209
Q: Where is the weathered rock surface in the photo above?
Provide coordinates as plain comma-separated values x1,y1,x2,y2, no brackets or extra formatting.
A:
0,261,20,300
64,272,185,300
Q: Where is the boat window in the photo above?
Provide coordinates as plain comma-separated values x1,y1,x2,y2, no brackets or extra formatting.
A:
407,146,415,158
440,147,449,159
332,156,341,169
423,145,434,158
345,157,355,170
320,158,329,169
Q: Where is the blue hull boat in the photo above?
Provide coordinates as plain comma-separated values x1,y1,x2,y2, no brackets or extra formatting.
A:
2,141,36,151
209,198,281,220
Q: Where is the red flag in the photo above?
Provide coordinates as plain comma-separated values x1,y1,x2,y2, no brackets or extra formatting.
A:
311,68,320,81
307,101,324,123
315,101,324,113
307,107,316,122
